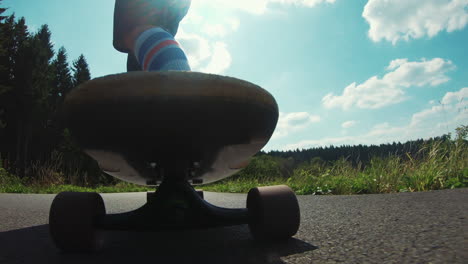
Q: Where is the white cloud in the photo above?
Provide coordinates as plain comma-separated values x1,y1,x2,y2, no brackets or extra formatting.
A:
441,87,468,105
273,112,321,139
271,0,336,7
200,42,232,74
342,120,357,129
322,58,455,110
363,0,468,44
384,58,454,87
202,24,228,37
386,58,408,70
177,30,232,74
194,0,269,15
193,0,337,15
284,87,468,150
178,0,338,73
411,87,468,127
182,11,204,25
226,18,241,31
177,31,212,68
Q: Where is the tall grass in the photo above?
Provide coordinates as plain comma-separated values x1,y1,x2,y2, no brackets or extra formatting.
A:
1,133,467,195
0,151,152,194
0,167,28,193
205,138,467,194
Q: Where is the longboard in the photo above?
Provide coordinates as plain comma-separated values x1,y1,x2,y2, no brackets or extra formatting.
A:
50,71,300,253
63,71,278,185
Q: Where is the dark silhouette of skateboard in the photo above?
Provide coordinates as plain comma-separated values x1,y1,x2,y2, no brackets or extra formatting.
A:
49,71,300,252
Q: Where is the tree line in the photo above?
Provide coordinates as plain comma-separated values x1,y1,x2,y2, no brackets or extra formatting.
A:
0,1,101,182
264,129,467,170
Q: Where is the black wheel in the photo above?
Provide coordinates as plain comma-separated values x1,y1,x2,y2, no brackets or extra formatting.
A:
49,192,106,252
247,185,300,240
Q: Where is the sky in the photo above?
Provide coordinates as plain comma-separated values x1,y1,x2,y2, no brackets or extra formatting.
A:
4,0,468,151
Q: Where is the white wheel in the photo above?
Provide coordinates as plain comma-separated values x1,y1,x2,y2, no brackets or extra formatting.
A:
247,185,300,240
49,192,105,252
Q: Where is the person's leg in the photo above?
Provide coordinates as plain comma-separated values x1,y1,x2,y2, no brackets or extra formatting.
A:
133,27,190,71
113,0,191,72
127,52,141,72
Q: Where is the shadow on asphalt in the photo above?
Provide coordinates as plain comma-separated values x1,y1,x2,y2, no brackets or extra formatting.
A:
0,224,317,264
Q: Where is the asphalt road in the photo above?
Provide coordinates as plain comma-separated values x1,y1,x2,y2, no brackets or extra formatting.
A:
0,188,466,264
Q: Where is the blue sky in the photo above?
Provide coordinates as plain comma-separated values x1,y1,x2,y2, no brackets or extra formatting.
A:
4,0,468,151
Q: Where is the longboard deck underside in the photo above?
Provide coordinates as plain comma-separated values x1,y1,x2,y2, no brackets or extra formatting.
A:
63,71,278,186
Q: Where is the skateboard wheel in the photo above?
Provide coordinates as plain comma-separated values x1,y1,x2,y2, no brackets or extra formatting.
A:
49,192,105,252
247,185,300,240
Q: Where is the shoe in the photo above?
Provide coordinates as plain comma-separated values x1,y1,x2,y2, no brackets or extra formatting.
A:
113,0,191,53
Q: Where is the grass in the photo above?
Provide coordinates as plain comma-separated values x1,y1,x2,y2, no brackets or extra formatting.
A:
0,168,153,194
203,139,468,195
1,138,467,195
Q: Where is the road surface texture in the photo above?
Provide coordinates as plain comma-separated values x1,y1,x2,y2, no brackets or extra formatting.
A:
0,188,466,264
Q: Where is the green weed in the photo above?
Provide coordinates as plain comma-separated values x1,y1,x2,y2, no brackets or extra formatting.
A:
1,134,466,195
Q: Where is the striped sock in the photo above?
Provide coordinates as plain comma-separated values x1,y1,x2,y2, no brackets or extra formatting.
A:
134,27,191,71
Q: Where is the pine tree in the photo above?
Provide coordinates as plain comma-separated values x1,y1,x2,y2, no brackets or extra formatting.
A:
9,19,55,177
72,54,91,87
0,0,8,162
51,46,72,109
0,6,96,178
0,0,7,60
10,17,32,178
0,14,16,168
0,0,6,20
12,17,30,89
26,24,55,175
0,15,17,95
31,25,54,106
